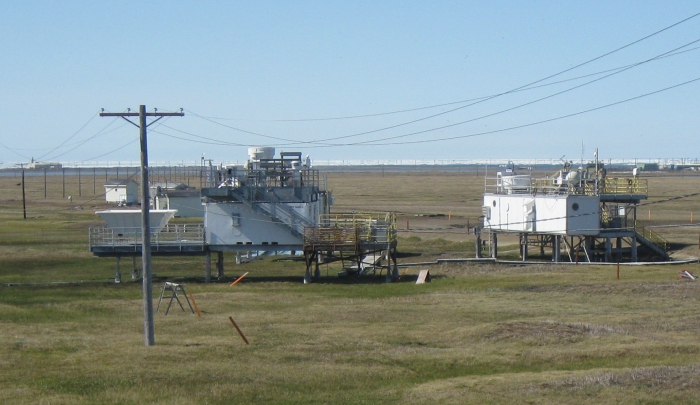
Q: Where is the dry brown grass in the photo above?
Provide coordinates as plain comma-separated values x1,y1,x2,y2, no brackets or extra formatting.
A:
1,168,700,404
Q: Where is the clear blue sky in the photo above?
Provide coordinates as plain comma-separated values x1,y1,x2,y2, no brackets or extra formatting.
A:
1,1,698,165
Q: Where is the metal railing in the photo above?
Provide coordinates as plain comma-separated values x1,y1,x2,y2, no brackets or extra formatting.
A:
303,227,359,248
306,212,397,246
635,221,669,252
602,178,648,195
89,224,204,251
257,202,314,236
484,176,648,197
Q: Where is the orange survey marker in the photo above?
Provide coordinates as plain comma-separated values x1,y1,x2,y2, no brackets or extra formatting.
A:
229,316,250,345
189,292,202,317
397,268,409,281
229,272,249,287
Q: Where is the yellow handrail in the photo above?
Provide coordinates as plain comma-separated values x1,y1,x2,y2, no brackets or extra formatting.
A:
602,178,648,195
310,212,397,245
635,221,668,251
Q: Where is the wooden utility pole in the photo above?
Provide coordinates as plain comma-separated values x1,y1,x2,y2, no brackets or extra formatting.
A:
21,168,26,219
100,106,184,347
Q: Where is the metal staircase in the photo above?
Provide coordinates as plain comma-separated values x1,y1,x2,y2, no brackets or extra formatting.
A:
229,187,314,238
635,222,669,259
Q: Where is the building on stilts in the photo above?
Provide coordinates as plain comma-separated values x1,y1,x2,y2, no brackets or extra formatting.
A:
89,147,398,282
479,153,669,263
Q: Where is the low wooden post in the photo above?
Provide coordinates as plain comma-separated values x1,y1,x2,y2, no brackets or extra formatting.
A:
115,257,121,283
229,316,249,344
216,252,224,279
616,263,620,280
204,252,211,283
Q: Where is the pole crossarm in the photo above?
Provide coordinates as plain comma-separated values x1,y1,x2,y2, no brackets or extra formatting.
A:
101,111,184,129
100,112,185,117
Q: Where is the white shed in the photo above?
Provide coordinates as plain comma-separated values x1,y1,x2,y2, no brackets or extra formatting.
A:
104,179,138,205
483,194,600,236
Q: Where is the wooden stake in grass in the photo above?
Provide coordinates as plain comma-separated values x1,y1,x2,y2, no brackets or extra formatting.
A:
397,268,409,281
617,263,620,280
189,293,202,317
229,272,249,287
229,316,249,345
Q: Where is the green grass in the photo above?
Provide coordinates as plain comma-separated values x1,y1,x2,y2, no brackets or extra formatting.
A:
1,171,700,404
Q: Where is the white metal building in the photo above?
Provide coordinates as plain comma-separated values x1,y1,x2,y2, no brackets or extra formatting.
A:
480,159,666,263
483,194,599,235
202,148,331,250
104,179,138,205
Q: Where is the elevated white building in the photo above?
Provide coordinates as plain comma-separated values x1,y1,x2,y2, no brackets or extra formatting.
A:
481,158,668,263
90,148,398,283
201,148,331,250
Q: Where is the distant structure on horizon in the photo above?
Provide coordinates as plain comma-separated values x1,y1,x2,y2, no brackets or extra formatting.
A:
26,160,62,170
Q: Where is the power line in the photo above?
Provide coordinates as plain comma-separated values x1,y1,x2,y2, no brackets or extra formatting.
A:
307,37,700,144
37,113,97,161
183,110,305,144
151,125,248,147
161,75,700,150
81,137,139,162
345,76,700,147
186,12,700,144
0,140,31,160
200,46,700,123
43,119,126,161
185,37,699,148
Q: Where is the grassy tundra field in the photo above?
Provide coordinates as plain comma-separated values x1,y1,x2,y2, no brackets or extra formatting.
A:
1,168,700,404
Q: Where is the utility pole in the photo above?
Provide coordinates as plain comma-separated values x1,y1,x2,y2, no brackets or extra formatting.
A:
100,106,184,346
21,167,26,219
